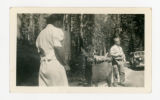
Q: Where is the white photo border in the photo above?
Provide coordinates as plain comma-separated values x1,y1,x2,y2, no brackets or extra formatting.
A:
10,7,152,93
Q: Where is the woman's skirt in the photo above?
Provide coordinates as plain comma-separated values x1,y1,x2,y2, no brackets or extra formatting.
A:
39,57,68,86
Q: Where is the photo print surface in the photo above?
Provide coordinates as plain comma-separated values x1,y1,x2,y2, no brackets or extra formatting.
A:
10,8,151,93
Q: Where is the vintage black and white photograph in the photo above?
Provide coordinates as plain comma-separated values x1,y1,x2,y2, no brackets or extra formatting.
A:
10,8,151,92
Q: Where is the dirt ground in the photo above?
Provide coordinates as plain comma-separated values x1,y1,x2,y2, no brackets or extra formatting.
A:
69,67,144,87
124,67,144,87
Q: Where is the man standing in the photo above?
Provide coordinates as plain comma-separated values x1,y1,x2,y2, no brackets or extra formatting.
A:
80,37,93,86
110,37,126,86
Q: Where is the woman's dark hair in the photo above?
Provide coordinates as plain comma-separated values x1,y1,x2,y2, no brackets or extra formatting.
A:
46,14,64,24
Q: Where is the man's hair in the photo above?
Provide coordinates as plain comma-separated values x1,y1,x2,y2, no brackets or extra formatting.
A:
46,14,64,24
113,36,120,42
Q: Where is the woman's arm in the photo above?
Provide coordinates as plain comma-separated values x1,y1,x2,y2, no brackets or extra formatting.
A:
54,46,67,66
54,46,70,71
52,29,70,71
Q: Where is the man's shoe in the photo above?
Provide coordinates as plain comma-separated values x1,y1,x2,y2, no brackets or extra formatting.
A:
112,82,118,87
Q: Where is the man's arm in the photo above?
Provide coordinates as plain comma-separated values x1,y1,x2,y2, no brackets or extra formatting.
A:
81,48,89,57
121,48,126,62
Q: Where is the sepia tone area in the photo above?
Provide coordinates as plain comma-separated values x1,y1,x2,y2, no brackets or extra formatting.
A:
16,14,144,87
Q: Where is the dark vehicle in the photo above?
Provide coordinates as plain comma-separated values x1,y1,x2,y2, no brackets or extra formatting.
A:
130,51,144,68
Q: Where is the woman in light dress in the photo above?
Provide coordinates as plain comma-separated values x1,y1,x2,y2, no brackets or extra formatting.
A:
36,14,69,86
